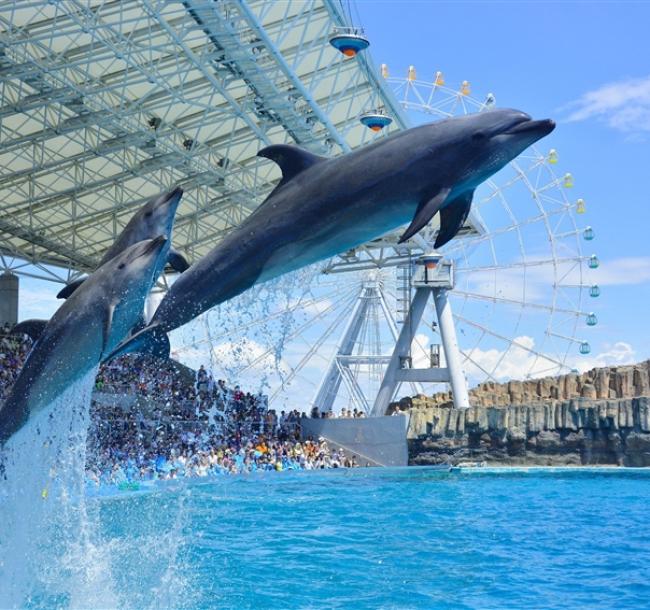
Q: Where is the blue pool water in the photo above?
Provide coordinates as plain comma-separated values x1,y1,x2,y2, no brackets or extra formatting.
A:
10,467,650,609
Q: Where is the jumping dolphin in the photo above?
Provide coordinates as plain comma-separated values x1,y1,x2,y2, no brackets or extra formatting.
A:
55,187,189,300
0,237,169,445
110,108,555,359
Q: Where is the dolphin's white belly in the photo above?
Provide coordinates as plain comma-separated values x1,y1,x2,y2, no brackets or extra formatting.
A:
25,320,103,417
258,197,417,283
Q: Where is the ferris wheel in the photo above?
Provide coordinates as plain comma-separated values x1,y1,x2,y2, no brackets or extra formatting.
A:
171,68,599,414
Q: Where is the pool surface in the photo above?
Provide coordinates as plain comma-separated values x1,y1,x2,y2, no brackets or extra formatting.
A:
12,467,650,609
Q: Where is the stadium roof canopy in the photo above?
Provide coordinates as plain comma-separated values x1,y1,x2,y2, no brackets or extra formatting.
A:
0,0,408,281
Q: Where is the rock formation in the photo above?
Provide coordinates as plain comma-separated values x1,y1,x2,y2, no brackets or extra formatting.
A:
400,360,650,409
396,361,650,467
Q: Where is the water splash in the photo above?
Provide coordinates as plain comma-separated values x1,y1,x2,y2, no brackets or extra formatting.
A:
0,368,119,609
174,264,320,403
0,367,194,609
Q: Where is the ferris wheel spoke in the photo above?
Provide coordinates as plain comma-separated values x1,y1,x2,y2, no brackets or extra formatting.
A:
454,256,583,274
191,284,358,349
442,216,557,258
176,282,356,355
269,298,360,400
236,290,358,376
451,289,588,318
458,347,500,384
545,330,587,347
453,312,570,370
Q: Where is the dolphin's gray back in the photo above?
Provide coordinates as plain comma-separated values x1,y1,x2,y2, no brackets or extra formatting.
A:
150,137,431,332
0,302,102,442
99,208,151,266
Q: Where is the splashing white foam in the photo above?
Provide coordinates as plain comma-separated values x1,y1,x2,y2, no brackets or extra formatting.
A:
0,367,194,610
0,367,119,609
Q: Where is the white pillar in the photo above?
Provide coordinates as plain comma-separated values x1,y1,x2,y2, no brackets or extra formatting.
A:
371,288,430,416
0,272,18,327
433,288,470,409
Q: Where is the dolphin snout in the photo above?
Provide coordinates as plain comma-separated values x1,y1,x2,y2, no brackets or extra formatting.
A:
504,118,555,136
144,235,168,254
169,186,183,199
154,187,183,210
540,118,556,134
162,186,183,205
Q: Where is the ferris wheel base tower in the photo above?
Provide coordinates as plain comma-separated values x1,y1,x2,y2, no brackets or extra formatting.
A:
370,253,471,416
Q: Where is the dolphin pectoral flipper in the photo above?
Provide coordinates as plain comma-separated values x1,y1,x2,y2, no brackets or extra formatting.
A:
12,319,48,342
167,247,190,273
398,187,452,244
257,144,326,186
434,190,474,249
57,278,86,299
106,325,170,362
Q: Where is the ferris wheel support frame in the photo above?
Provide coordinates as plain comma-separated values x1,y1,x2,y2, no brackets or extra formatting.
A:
312,278,424,415
371,254,470,415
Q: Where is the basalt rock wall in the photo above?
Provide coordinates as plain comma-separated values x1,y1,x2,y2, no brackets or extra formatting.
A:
408,361,650,408
406,397,650,466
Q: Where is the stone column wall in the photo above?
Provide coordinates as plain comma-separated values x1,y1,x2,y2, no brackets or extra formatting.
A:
399,361,650,409
406,397,650,466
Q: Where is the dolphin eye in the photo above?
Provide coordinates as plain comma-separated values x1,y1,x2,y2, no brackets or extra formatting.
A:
145,211,153,218
472,131,487,141
118,263,126,270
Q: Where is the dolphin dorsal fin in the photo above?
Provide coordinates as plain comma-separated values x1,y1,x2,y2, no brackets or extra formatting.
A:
57,278,86,299
12,318,48,343
257,144,325,186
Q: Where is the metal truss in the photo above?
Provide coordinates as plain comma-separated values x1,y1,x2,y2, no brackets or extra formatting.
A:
0,0,406,282
313,278,423,415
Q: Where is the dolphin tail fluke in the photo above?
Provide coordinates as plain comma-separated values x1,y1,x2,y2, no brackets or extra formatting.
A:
12,318,48,343
434,191,474,249
57,278,86,299
168,247,190,273
105,325,170,362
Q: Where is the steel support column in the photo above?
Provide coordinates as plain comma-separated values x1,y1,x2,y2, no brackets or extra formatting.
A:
371,256,470,415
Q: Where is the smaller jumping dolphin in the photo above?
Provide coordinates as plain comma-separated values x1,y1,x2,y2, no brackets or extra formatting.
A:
110,108,555,360
56,187,189,300
0,237,169,445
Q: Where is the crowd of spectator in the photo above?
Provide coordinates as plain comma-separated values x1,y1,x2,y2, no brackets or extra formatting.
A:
310,406,367,419
0,328,30,401
0,327,364,488
87,356,363,486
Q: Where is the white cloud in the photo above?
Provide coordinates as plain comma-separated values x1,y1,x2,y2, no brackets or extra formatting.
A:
563,75,650,133
19,286,60,320
588,257,650,286
412,332,433,368
462,336,638,385
568,341,637,373
463,335,556,383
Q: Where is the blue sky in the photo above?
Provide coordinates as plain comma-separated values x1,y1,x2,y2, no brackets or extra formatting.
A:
357,0,650,365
